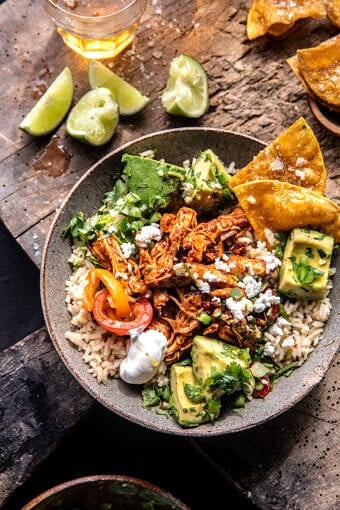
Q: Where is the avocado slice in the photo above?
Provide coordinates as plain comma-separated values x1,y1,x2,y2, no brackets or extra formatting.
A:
191,335,251,385
170,365,211,427
279,228,334,300
183,149,234,208
191,335,255,399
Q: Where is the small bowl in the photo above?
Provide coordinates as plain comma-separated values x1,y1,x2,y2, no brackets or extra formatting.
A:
308,97,340,137
21,474,189,510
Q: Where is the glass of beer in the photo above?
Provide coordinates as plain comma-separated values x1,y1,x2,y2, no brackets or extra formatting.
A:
43,0,146,60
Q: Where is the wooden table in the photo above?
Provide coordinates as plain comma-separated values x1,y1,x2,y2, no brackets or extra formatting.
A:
0,1,339,508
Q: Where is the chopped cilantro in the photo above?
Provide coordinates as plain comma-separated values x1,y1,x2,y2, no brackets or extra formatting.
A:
290,255,324,285
197,312,212,325
184,383,205,403
273,232,288,258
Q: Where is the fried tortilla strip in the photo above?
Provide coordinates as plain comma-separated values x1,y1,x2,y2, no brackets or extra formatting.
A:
229,118,326,193
246,0,326,41
326,0,340,28
288,35,340,112
233,180,340,246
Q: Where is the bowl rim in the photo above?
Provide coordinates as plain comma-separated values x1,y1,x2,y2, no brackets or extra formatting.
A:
20,474,190,510
40,126,340,437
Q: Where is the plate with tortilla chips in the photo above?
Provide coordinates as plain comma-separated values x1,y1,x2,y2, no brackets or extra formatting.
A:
246,0,326,40
287,34,340,113
326,0,340,28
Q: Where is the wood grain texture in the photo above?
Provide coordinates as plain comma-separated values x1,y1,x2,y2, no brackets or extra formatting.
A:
0,0,339,265
196,353,340,510
0,328,93,508
0,0,339,508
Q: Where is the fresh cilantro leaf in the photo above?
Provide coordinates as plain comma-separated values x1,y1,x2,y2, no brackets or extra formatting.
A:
273,232,288,258
290,255,324,285
184,383,205,403
142,387,160,408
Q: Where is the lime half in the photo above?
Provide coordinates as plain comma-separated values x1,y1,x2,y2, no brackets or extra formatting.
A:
19,67,74,136
88,60,150,116
66,88,119,146
161,54,209,118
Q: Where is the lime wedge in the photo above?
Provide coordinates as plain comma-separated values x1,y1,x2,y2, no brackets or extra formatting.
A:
66,88,119,146
19,67,74,136
88,60,150,116
161,54,209,118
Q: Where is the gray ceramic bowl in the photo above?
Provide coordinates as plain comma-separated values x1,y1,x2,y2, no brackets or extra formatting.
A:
41,127,340,437
21,474,189,509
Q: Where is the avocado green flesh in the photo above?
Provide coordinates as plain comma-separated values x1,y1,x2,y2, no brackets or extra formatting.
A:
170,336,254,427
170,365,209,427
191,335,248,386
279,228,334,300
184,149,232,208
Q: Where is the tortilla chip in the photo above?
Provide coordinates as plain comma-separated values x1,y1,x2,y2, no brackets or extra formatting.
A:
246,0,326,40
233,180,340,246
229,118,327,194
294,35,340,112
326,0,340,28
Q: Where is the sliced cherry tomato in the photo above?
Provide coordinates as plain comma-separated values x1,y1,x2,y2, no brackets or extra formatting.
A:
83,268,130,319
93,288,153,336
253,376,271,398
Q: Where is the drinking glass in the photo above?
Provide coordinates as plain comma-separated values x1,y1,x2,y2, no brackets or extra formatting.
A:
43,0,146,59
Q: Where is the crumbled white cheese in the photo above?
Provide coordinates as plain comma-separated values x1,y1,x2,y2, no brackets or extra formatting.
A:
181,182,195,203
264,342,275,356
241,275,262,298
215,259,231,272
196,280,211,293
135,224,162,247
253,289,281,313
269,323,284,336
260,252,281,274
225,297,253,321
203,271,220,282
120,242,136,259
277,316,290,327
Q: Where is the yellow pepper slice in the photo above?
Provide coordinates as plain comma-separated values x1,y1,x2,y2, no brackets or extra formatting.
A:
83,268,130,319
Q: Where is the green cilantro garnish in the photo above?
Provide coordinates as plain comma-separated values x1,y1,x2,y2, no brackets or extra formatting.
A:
290,255,324,285
184,383,205,403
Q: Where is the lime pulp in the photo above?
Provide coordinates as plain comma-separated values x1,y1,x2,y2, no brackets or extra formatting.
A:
161,54,209,118
66,88,119,146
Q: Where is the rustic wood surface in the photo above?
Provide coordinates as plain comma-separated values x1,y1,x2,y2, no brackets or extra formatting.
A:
0,0,339,508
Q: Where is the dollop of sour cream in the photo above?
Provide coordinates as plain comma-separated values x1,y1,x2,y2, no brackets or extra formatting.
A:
119,329,168,384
